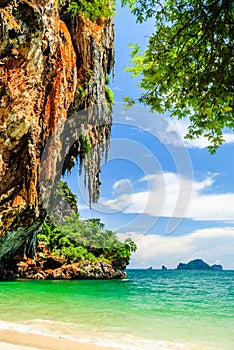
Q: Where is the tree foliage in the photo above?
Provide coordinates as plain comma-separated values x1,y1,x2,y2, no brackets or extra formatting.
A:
123,0,234,152
55,180,78,209
38,215,137,266
68,0,114,21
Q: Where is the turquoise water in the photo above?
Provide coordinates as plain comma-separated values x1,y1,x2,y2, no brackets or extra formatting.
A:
0,270,233,349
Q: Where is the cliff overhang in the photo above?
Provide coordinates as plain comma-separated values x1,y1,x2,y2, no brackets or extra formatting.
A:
0,0,114,269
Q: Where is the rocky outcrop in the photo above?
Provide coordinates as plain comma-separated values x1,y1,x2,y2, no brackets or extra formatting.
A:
19,258,126,280
211,264,223,271
0,0,76,263
176,259,223,270
0,1,114,268
0,256,126,280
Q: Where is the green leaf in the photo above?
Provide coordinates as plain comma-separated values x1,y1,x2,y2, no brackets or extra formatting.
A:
123,0,234,152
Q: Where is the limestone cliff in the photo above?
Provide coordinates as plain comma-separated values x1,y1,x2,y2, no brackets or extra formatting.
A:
0,0,114,268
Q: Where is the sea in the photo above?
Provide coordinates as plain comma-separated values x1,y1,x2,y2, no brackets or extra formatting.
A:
0,269,233,350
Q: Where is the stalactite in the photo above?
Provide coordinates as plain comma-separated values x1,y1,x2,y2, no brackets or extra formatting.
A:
0,0,114,265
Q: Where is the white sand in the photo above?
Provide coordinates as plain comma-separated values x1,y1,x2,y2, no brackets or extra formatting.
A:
0,342,41,350
0,329,215,350
0,330,118,350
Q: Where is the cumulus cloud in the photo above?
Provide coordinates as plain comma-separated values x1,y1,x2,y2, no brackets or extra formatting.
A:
119,227,234,269
94,172,234,222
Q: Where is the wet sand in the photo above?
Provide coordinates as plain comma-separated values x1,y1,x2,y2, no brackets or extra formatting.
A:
0,329,215,350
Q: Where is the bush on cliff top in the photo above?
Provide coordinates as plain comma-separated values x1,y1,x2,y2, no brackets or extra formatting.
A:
67,1,136,22
68,0,114,21
38,215,137,267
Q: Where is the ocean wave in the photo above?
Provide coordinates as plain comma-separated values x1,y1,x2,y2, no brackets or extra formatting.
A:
0,319,193,350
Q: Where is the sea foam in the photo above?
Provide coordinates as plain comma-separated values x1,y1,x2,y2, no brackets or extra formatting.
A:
0,319,192,350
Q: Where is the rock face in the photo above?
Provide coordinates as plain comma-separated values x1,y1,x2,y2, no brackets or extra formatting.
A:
0,257,126,281
0,1,114,268
176,259,223,270
211,264,223,271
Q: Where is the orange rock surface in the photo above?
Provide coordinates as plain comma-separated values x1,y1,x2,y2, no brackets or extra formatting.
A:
0,0,114,265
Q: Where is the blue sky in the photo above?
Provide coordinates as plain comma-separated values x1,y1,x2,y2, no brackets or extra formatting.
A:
64,3,234,269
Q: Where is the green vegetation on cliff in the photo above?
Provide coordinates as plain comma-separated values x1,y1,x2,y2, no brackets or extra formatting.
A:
68,0,115,20
38,215,136,269
67,0,135,22
38,180,137,272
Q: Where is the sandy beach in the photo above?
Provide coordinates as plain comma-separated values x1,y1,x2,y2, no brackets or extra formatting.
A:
0,329,207,350
0,328,218,350
0,330,216,350
0,330,119,350
0,343,40,350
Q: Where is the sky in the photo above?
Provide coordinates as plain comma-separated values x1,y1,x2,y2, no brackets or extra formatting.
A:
65,3,234,270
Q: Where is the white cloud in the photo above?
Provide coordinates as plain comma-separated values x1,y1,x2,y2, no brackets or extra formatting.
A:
112,86,124,92
94,172,234,222
119,227,234,269
224,133,234,144
165,118,234,149
112,179,133,195
112,104,234,150
187,192,234,220
125,116,134,121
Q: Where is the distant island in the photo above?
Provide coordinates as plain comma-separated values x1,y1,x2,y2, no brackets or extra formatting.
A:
176,259,223,270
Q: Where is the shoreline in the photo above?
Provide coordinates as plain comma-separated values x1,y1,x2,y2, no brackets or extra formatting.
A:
0,330,119,350
0,318,219,350
0,329,213,350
